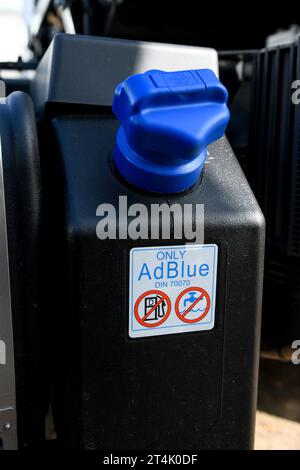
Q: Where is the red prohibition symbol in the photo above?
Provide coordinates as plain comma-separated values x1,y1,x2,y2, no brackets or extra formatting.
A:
134,289,171,328
175,287,211,324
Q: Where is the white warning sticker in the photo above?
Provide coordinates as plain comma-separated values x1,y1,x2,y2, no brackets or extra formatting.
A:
129,244,218,338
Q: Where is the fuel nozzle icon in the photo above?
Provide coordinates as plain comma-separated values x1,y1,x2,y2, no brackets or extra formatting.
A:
144,295,166,321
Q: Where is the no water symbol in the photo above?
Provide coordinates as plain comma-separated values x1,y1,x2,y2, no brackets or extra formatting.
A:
134,289,171,328
175,287,211,323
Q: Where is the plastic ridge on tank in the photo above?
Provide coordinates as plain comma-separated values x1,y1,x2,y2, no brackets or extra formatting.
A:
112,69,230,193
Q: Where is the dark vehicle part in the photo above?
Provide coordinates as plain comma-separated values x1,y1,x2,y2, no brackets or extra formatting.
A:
0,92,43,449
28,0,122,58
247,39,300,356
29,34,265,449
0,98,18,450
217,40,300,360
27,1,298,61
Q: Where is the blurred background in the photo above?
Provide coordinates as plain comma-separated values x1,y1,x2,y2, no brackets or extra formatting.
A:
1,0,300,61
0,0,31,61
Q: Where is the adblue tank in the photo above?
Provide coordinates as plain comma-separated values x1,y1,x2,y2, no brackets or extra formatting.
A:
113,69,230,192
30,34,265,450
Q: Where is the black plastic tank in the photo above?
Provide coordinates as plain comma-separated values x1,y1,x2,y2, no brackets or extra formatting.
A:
31,34,265,450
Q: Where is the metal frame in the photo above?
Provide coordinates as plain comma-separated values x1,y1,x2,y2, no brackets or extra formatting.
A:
0,131,18,450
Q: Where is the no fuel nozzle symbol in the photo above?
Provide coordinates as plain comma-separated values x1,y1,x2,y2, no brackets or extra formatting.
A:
134,289,172,328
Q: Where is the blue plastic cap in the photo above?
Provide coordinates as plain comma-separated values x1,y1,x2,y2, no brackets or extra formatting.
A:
112,69,230,193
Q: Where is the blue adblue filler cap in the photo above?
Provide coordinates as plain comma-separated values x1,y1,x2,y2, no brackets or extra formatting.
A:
112,69,230,193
